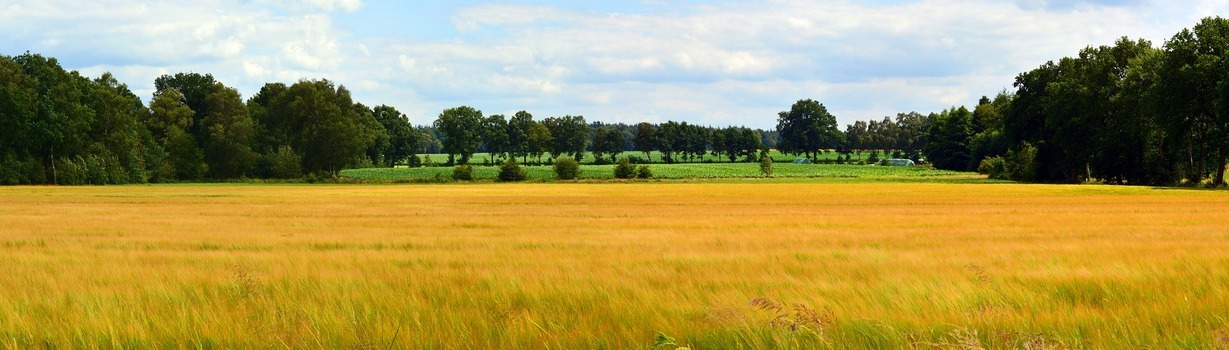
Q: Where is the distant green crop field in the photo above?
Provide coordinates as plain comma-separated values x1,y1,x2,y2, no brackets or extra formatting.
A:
418,149,883,165
340,163,967,182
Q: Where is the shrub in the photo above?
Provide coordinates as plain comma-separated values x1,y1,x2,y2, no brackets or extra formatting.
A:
759,150,774,177
497,160,526,182
54,157,87,185
268,146,303,179
1004,143,1038,182
406,154,422,168
451,164,474,181
614,158,636,179
867,152,880,165
553,157,580,180
636,165,653,179
978,156,1008,179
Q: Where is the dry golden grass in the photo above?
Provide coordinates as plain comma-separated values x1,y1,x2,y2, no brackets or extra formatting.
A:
1,182,1227,348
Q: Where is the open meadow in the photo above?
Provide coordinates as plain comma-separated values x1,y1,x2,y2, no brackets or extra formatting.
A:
2,181,1228,348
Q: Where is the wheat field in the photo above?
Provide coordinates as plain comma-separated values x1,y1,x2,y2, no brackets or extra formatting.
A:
1,182,1227,348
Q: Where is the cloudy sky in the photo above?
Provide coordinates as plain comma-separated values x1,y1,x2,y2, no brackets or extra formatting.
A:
2,0,1225,128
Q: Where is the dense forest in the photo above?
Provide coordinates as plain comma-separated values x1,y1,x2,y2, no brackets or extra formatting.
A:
2,17,1228,186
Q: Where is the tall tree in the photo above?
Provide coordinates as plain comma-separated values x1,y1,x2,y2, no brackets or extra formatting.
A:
372,105,420,167
776,99,842,162
593,126,626,162
634,122,656,162
203,83,255,179
508,111,534,162
483,114,510,163
280,80,369,176
923,107,974,171
542,115,589,161
1159,17,1229,186
148,89,206,179
154,72,217,146
844,121,868,160
526,120,552,163
657,121,683,163
434,106,483,165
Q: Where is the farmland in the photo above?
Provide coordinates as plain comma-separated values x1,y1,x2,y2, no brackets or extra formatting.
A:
2,182,1228,348
341,163,965,182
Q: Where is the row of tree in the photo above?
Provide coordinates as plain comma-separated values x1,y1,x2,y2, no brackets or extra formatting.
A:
431,106,770,165
0,50,951,186
0,53,423,184
9,18,1225,186
922,16,1229,187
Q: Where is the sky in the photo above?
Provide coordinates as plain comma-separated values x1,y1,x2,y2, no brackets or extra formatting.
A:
2,0,1226,129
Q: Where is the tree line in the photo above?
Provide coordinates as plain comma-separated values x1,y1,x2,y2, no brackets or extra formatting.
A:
920,16,1229,187
6,17,1225,186
0,51,969,186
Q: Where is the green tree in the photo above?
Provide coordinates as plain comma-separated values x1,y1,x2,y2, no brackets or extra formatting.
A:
527,121,552,164
844,121,868,160
923,107,974,171
434,106,483,165
656,121,683,163
87,72,151,183
372,105,420,167
13,53,96,184
148,89,207,179
543,115,589,161
354,103,387,167
154,72,217,146
593,126,626,163
776,99,842,162
634,122,656,162
1158,17,1229,186
508,111,534,162
483,114,510,163
203,83,255,179
282,80,369,176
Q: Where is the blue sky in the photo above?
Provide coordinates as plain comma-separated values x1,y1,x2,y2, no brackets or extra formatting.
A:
2,0,1225,129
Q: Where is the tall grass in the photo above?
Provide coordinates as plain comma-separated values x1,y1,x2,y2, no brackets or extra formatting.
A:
1,183,1227,348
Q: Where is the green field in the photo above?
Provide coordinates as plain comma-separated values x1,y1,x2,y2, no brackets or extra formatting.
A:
341,163,966,182
419,149,882,166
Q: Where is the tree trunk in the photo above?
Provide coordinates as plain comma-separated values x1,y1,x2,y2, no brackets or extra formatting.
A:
1216,147,1227,187
49,146,57,185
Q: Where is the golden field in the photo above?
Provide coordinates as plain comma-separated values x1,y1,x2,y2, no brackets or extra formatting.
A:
1,182,1228,349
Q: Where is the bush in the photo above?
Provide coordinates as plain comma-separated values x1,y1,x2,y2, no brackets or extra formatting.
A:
759,150,774,177
406,154,422,168
553,157,580,180
0,154,47,185
978,156,1008,179
497,160,526,182
614,158,636,179
1005,143,1038,182
54,157,87,185
451,164,474,181
267,146,303,179
636,165,652,179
